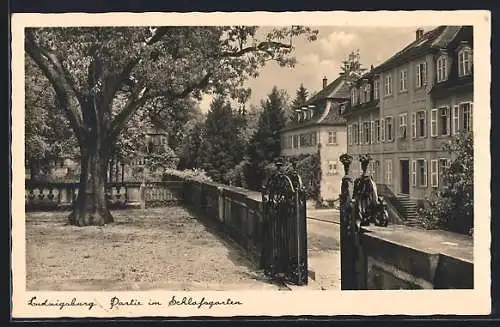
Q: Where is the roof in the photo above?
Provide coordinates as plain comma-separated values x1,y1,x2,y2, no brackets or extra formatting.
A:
373,26,463,73
281,75,349,133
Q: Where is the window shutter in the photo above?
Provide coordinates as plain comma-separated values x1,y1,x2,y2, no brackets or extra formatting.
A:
416,64,421,88
431,109,438,137
381,118,386,142
423,111,428,137
452,105,459,135
411,160,417,186
431,159,438,187
423,62,428,84
348,125,352,145
470,102,474,131
423,159,428,187
411,112,417,138
370,121,375,144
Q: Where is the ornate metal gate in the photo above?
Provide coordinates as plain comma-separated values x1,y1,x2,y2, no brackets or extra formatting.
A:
339,153,389,290
261,161,308,286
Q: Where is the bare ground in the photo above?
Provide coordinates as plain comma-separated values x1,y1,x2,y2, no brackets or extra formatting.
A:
26,207,281,291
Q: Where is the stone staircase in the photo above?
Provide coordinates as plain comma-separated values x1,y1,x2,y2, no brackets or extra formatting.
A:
376,184,422,227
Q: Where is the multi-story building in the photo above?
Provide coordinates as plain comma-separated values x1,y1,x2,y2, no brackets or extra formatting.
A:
280,75,349,201
344,26,473,219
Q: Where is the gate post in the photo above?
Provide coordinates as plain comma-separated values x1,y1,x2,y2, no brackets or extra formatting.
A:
339,153,359,290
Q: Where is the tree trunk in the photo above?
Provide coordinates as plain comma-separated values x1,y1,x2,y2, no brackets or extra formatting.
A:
68,146,113,226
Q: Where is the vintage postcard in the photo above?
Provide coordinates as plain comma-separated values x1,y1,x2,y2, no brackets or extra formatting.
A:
11,10,491,318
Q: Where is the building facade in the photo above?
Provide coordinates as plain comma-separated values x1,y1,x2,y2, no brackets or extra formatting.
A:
280,75,349,201
344,26,473,208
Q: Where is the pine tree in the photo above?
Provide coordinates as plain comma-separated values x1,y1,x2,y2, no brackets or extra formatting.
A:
197,97,246,183
245,86,288,190
290,84,309,122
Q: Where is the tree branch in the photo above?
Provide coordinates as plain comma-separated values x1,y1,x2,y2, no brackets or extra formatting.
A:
25,30,85,143
145,27,169,45
106,84,149,145
220,41,292,58
165,72,212,100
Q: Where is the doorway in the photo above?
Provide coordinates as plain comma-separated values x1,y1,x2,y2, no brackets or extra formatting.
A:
400,159,410,195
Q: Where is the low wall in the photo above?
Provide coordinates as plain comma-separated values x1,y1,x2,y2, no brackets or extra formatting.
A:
25,180,183,211
357,224,474,289
165,173,265,266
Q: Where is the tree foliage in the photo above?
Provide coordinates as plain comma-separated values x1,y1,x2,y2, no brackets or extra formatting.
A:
340,49,367,86
243,86,288,190
290,84,309,122
417,132,474,235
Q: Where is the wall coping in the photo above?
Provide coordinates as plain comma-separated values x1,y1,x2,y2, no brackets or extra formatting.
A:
361,224,473,264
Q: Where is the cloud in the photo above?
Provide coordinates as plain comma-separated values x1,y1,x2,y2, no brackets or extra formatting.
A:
319,31,358,56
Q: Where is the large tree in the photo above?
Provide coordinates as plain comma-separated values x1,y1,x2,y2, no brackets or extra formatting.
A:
25,26,318,226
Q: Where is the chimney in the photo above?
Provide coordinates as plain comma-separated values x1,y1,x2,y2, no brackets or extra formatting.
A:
370,64,374,71
323,76,328,89
416,28,424,41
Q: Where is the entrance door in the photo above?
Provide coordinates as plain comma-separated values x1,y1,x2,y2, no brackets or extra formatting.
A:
400,160,410,195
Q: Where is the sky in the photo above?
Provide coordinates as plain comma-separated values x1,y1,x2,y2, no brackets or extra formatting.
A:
198,25,436,111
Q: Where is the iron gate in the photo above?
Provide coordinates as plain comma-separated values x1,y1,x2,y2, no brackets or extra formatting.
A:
261,162,308,286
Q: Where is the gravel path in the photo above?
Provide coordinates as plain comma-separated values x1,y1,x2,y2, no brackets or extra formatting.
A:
26,207,280,291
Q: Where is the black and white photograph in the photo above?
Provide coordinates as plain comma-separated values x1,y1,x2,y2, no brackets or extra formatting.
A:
11,11,491,318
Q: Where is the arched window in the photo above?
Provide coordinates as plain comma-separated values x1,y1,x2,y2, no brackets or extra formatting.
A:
436,55,448,82
458,46,473,77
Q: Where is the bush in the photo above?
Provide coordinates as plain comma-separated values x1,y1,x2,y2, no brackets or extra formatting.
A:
417,131,473,235
163,168,213,182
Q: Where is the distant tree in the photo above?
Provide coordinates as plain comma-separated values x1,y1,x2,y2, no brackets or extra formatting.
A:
177,115,206,170
197,97,246,183
417,131,474,235
245,86,288,190
340,49,367,86
289,84,309,123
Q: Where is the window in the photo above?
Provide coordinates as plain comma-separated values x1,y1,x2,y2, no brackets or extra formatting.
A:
411,112,417,138
352,123,359,144
293,135,299,148
384,74,393,96
436,55,448,82
328,160,338,174
364,84,371,102
359,121,364,144
348,125,352,146
370,121,375,144
351,88,358,105
328,131,337,144
458,47,472,77
417,111,427,137
374,160,380,182
439,107,450,136
417,159,428,187
411,160,417,186
416,62,427,88
381,118,385,142
430,109,438,137
375,120,381,143
363,122,370,144
461,102,473,132
399,113,407,139
385,116,394,141
385,159,392,184
439,158,450,186
399,69,408,92
359,87,365,104
373,79,380,100
452,105,460,135
430,159,439,187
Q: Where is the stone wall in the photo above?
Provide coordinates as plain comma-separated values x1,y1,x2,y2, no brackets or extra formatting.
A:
357,224,473,289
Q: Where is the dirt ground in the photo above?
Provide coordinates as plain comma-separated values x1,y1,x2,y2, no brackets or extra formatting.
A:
26,207,281,291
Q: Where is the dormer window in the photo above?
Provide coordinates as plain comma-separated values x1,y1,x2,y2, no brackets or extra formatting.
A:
436,55,448,82
458,46,472,77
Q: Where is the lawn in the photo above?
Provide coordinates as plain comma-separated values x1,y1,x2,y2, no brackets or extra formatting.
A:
26,207,280,291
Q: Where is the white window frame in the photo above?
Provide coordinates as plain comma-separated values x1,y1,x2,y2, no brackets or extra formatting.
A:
399,69,408,92
452,105,460,135
352,123,359,144
381,118,385,142
373,79,380,100
385,116,394,141
416,110,427,138
399,113,408,139
430,159,439,188
328,160,338,174
370,121,375,144
436,55,448,82
411,160,417,186
328,131,337,145
411,112,417,138
416,62,427,88
460,101,473,132
384,74,393,96
439,106,451,136
417,159,428,187
385,159,392,184
430,108,438,137
458,47,473,77
363,122,370,144
375,120,380,143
